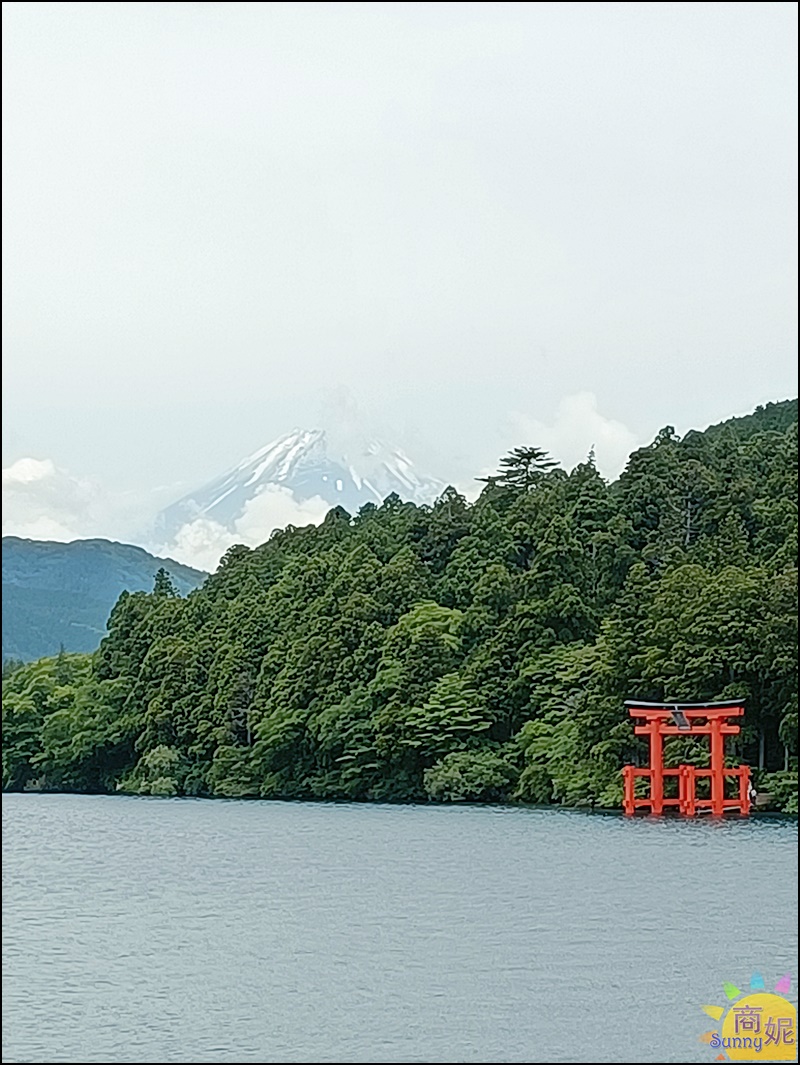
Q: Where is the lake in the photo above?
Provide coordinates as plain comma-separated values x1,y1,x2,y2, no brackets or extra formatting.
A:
2,795,797,1063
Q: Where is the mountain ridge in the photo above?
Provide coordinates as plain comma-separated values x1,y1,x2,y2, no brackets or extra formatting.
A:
2,537,206,662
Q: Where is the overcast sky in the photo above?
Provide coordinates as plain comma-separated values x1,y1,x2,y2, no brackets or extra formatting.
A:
2,2,797,555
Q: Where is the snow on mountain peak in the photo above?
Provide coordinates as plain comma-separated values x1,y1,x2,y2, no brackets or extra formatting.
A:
156,426,445,539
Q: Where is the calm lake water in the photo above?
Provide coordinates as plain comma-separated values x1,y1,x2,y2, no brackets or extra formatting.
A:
2,795,797,1064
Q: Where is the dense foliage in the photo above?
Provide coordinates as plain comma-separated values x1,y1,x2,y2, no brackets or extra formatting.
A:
3,401,797,812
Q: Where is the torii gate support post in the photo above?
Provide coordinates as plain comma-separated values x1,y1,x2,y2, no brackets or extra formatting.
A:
623,765,635,815
647,716,664,815
738,764,752,816
680,764,696,817
709,715,725,817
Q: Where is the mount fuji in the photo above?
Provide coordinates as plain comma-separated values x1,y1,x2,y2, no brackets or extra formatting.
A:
156,428,445,539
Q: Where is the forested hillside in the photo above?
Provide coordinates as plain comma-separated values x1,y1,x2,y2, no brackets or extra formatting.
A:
3,401,797,812
2,538,206,661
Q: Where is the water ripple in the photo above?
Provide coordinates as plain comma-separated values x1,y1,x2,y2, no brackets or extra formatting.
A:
2,795,797,1064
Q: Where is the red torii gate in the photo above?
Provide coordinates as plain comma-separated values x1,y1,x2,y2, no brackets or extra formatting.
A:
622,700,751,817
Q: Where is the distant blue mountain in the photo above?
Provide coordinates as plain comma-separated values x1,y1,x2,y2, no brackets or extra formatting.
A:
2,537,206,662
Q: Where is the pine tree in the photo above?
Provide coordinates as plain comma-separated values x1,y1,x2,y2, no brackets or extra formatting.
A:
153,567,178,598
478,446,557,491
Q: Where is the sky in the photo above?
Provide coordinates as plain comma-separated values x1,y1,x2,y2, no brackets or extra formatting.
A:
2,1,797,566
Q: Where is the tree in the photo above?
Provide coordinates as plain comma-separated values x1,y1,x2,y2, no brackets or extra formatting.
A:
424,749,517,802
478,446,557,492
153,567,179,598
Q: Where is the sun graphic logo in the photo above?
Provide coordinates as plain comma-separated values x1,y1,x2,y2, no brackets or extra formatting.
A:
700,973,796,1061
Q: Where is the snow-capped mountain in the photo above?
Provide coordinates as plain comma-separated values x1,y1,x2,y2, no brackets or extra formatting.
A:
156,428,445,537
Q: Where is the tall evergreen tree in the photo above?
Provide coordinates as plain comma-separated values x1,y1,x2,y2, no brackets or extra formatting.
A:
478,446,557,491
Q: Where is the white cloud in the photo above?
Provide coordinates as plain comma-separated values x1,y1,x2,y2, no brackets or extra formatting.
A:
2,457,102,540
2,456,180,544
159,483,330,572
452,479,484,504
508,392,640,480
237,484,329,540
160,518,234,575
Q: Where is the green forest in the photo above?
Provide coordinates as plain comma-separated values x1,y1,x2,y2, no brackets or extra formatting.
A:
3,401,797,813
